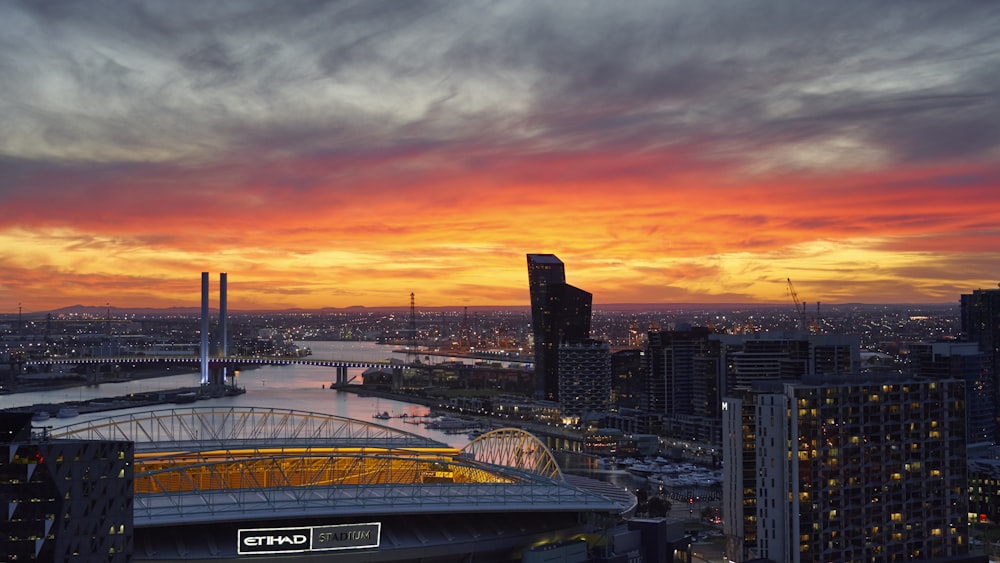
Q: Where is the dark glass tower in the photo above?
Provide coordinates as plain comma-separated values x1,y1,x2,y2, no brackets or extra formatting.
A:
961,285,1000,441
527,254,592,401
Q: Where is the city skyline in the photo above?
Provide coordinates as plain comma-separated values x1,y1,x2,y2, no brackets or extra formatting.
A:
2,2,999,312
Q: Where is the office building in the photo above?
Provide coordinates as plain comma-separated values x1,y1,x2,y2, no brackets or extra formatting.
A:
723,376,975,563
527,254,592,401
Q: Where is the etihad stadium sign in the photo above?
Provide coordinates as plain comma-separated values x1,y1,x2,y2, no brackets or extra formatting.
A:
238,522,381,555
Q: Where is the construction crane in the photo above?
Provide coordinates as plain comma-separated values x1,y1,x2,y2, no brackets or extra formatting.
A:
786,278,809,332
786,278,822,333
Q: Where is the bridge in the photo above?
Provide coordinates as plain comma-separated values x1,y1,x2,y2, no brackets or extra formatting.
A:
20,355,401,387
14,275,532,391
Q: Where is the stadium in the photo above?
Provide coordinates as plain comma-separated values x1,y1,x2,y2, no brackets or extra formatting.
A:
48,406,637,562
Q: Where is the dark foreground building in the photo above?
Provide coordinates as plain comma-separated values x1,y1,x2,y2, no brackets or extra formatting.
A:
527,253,593,401
1,412,134,561
961,285,1000,442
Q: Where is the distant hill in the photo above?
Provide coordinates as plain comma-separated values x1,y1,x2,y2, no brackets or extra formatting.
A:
3,301,957,321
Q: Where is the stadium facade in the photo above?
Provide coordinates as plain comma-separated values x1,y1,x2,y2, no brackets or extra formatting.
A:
27,406,636,562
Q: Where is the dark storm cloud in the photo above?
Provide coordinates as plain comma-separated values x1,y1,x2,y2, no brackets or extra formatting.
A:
425,1,1000,166
1,0,998,171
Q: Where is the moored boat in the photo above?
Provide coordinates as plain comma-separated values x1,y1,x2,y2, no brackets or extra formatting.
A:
626,463,658,476
173,392,198,404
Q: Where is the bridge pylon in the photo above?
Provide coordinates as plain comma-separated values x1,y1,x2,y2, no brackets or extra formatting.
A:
200,272,230,389
331,366,349,387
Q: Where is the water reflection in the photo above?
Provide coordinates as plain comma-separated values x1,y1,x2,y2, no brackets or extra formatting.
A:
6,342,620,487
6,342,488,449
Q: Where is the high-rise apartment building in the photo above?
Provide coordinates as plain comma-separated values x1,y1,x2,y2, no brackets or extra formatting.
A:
721,392,758,560
558,338,611,420
723,376,974,563
526,254,592,401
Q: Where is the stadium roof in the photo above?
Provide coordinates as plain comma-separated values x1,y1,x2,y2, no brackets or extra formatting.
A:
51,407,634,526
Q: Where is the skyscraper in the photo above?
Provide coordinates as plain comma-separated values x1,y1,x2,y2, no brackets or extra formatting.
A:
527,254,592,401
961,285,1000,441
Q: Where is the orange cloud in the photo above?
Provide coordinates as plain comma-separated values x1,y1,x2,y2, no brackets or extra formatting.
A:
3,143,999,312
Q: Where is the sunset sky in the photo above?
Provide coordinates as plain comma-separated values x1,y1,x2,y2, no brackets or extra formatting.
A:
2,1,999,312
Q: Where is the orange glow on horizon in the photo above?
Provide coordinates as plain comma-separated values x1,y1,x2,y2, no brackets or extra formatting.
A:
3,148,999,312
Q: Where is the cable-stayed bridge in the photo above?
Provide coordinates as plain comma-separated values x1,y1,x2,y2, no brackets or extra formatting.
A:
20,355,396,387
22,356,395,369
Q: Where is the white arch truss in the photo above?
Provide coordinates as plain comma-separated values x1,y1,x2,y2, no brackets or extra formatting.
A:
49,406,448,452
461,427,563,481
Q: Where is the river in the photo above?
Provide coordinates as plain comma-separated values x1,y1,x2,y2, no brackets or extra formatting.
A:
3,341,649,491
3,342,481,447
